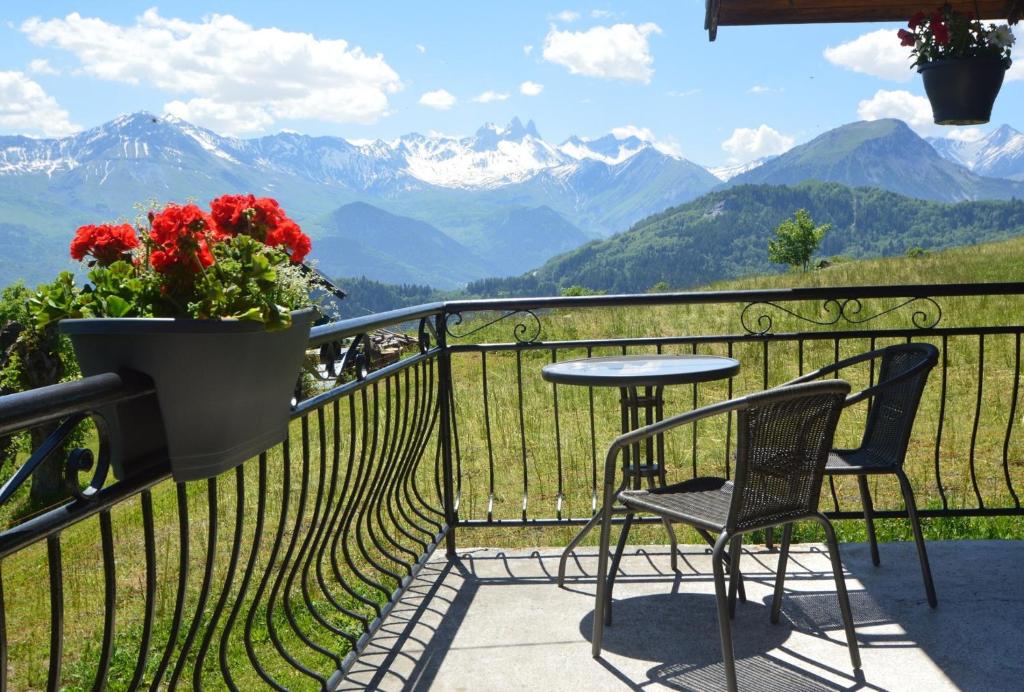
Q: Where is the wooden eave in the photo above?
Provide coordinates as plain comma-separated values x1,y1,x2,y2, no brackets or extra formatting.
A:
706,0,1023,39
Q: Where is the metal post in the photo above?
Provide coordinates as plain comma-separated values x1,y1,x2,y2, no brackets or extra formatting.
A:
436,312,458,558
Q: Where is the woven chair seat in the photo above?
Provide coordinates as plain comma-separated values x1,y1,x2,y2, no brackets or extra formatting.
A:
619,477,733,531
826,449,897,474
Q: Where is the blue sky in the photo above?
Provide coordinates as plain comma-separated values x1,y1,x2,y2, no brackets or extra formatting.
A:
2,1,1022,166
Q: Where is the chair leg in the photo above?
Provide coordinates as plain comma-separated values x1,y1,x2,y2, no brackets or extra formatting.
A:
592,507,616,657
662,518,679,573
698,528,746,603
604,512,635,626
770,523,793,624
814,514,862,672
727,534,742,619
712,531,738,692
857,474,881,566
558,511,602,587
896,470,938,608
765,526,775,551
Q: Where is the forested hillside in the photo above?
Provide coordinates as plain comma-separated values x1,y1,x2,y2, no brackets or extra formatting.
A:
466,181,1024,296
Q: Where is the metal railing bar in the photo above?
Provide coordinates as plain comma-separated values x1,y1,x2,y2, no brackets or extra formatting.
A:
308,304,444,346
150,483,190,688
126,490,156,690
45,535,63,692
92,510,116,692
969,335,986,509
1003,334,1022,508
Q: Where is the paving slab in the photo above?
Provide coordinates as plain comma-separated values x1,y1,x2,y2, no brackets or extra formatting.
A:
341,540,1024,691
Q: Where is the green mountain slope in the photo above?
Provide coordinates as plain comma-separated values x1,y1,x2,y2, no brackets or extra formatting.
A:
730,119,1024,202
466,181,1024,296
311,202,494,290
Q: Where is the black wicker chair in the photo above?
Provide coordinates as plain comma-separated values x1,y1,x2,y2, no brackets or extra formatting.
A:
591,381,859,692
782,343,939,607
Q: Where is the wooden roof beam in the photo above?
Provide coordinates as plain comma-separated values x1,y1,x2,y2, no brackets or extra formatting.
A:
707,0,1023,40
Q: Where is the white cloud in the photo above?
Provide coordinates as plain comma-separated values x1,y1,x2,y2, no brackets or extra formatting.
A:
27,58,59,75
945,127,986,143
20,9,402,135
520,80,544,96
0,71,78,137
667,88,700,97
419,88,456,110
823,29,915,82
523,44,534,56
551,10,580,22
415,43,426,54
856,89,938,135
591,10,617,19
748,84,783,94
722,124,794,163
473,90,509,103
542,22,661,83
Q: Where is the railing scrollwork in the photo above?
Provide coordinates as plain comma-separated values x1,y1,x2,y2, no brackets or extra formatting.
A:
740,296,942,335
444,309,542,344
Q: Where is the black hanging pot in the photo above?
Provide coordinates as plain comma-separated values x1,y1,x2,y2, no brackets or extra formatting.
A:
60,308,316,482
919,56,1010,125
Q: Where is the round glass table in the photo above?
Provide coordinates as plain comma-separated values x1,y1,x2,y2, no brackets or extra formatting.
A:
542,354,741,584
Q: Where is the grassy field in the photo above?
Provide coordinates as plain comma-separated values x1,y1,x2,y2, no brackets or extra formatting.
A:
2,237,1024,688
447,239,1024,547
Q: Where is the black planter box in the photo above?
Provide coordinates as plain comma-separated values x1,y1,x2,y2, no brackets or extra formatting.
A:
60,308,316,482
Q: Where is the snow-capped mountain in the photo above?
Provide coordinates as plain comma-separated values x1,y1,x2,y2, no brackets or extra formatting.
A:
928,125,1024,181
0,112,723,288
707,157,773,181
0,112,706,194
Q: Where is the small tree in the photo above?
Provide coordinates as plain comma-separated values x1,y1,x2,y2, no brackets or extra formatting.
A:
768,209,830,272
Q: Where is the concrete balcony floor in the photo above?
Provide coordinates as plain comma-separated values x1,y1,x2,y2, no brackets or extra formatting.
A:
342,540,1023,691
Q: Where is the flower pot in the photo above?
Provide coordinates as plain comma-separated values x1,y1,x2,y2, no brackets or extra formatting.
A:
919,57,1009,125
60,308,317,482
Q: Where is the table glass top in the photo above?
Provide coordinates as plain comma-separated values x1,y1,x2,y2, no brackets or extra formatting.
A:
541,354,740,386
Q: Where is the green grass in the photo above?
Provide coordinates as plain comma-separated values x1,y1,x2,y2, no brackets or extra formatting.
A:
447,238,1024,547
3,237,1024,687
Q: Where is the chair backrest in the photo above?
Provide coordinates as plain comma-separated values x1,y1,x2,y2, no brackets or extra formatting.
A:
729,381,850,532
857,343,938,467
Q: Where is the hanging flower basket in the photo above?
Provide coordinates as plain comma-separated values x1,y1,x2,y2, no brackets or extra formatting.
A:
919,56,1009,125
31,194,318,481
898,5,1015,126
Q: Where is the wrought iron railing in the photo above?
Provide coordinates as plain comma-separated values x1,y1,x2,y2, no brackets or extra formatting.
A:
0,283,1022,688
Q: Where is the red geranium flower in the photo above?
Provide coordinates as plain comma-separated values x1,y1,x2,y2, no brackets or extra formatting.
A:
148,203,216,274
69,223,139,265
266,218,312,264
898,28,916,47
931,14,950,45
909,11,927,29
210,193,286,242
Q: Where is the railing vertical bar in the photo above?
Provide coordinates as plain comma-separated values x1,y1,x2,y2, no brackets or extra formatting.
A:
126,490,156,691
151,483,190,688
379,369,428,553
827,338,841,513
588,345,597,514
168,477,219,689
1002,333,1022,508
516,350,528,521
969,335,986,508
0,564,6,692
436,314,458,557
401,358,444,528
691,342,698,477
725,341,734,479
551,349,564,520
934,336,950,509
224,453,269,690
45,535,62,692
196,465,246,689
92,511,116,692
481,352,495,522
